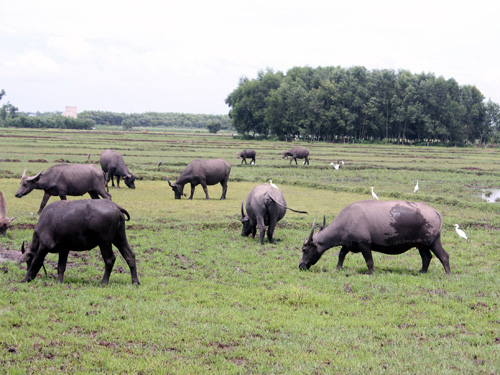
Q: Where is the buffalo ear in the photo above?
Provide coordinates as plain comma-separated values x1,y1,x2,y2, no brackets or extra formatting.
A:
305,218,316,245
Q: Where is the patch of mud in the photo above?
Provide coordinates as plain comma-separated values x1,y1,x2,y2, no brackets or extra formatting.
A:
0,247,22,264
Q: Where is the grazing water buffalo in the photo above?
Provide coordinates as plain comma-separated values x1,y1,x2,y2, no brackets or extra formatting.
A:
15,164,111,214
100,149,136,189
240,184,287,244
283,147,310,165
166,158,231,200
237,149,256,165
18,199,140,285
0,191,16,236
299,200,450,274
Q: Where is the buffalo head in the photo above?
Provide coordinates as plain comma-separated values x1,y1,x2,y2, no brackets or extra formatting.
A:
123,173,136,189
166,176,186,199
15,169,43,198
282,151,290,159
239,201,252,237
299,217,327,270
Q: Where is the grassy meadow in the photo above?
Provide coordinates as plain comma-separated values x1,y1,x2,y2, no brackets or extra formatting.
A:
0,128,499,374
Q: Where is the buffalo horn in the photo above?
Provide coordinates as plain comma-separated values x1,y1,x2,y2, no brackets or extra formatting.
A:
166,175,174,187
306,218,316,244
26,169,43,182
0,192,6,218
241,201,245,218
21,168,26,179
319,215,326,232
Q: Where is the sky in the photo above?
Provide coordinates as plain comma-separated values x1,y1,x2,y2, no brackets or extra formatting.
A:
1,0,499,115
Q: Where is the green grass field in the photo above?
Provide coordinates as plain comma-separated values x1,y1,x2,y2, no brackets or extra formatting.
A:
1,128,499,374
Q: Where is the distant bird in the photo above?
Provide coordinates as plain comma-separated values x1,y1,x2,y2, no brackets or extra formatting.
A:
269,180,279,190
414,180,419,194
371,186,379,200
330,162,340,170
453,224,468,241
341,160,345,166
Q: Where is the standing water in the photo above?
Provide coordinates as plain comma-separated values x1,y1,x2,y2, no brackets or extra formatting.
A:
480,189,500,203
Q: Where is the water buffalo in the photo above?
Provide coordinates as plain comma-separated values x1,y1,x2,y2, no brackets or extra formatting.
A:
100,149,136,189
0,191,16,236
299,200,450,274
18,199,140,285
283,147,309,165
166,158,231,200
240,184,287,244
15,164,111,214
237,149,256,165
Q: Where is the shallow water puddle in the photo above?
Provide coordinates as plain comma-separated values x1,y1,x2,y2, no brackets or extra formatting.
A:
480,188,500,203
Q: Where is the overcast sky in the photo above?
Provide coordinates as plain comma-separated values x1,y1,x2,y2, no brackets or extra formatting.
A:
1,0,499,115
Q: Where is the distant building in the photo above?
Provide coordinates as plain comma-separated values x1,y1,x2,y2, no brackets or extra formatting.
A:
62,106,77,118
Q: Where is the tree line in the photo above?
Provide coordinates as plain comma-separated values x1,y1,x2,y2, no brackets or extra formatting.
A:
0,90,232,131
225,66,500,145
78,111,232,130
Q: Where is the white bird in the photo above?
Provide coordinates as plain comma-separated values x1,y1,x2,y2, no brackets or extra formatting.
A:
371,186,379,200
414,180,419,194
453,224,468,241
330,162,340,170
341,160,345,166
269,180,279,189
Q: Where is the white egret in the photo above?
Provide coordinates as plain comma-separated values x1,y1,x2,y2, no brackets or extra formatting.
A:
371,186,379,200
269,180,279,190
414,180,419,193
330,162,340,170
453,224,468,241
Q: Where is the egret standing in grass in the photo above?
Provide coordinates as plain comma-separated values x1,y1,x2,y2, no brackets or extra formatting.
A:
371,186,379,200
453,224,468,241
330,162,340,170
414,180,419,194
269,180,279,190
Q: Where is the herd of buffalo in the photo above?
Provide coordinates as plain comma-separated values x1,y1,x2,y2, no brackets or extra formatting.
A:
0,146,451,285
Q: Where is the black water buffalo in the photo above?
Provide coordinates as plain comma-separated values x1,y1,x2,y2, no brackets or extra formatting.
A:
18,199,140,285
100,149,136,189
237,149,256,165
299,200,450,274
240,184,287,244
0,191,16,236
166,159,231,200
283,147,309,165
15,164,111,214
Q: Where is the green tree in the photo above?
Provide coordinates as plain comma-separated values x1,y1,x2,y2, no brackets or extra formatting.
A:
122,119,134,131
206,121,221,134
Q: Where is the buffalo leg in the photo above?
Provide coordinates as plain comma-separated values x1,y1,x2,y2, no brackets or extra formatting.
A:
251,223,257,238
267,220,277,244
256,217,266,244
113,236,140,285
417,247,433,273
38,192,52,214
220,179,228,200
116,175,121,188
189,184,197,200
359,244,375,274
110,174,116,187
98,244,116,285
88,192,100,199
336,246,350,270
200,183,210,200
430,236,451,274
57,250,70,283
305,157,309,165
